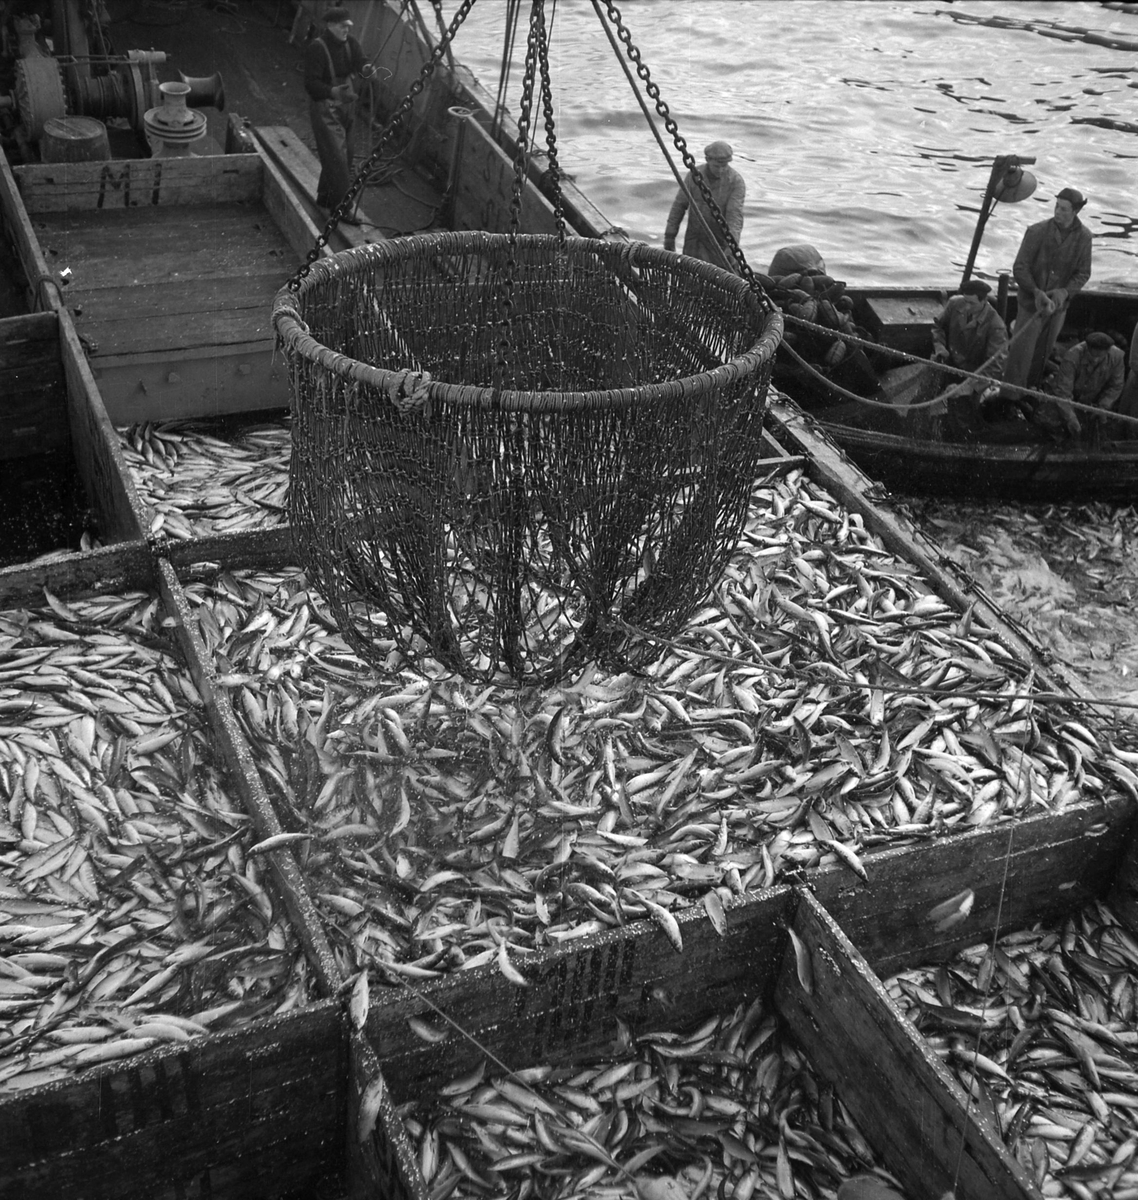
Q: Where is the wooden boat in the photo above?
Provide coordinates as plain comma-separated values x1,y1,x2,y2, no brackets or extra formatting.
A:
1,6,1137,1200
771,283,1138,500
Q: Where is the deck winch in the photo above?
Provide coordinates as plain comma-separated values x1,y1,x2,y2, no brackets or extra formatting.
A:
273,0,781,682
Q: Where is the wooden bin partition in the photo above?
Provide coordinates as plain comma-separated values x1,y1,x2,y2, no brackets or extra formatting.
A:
0,311,68,459
816,796,1136,981
776,888,1039,1200
359,888,797,1198
0,1003,346,1200
0,146,148,545
0,565,358,1199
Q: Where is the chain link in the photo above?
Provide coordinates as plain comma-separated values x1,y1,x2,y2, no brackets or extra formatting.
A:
535,3,566,244
288,0,478,292
495,0,547,379
597,0,772,310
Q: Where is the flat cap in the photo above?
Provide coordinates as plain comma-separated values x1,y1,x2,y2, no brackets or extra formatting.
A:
704,141,733,161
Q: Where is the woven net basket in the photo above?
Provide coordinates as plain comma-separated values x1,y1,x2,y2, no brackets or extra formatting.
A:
273,232,781,682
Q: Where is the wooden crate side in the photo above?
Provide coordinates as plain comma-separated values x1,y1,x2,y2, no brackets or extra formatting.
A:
153,558,344,997
0,539,153,607
777,889,1039,1200
56,306,149,544
1107,820,1138,934
814,798,1135,979
0,1003,345,1200
364,888,795,1104
347,1030,424,1200
0,147,56,309
257,141,327,264
14,155,265,214
0,310,68,457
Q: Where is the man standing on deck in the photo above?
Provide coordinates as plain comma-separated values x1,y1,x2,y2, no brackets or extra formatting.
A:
1004,187,1093,391
304,7,368,225
663,141,745,271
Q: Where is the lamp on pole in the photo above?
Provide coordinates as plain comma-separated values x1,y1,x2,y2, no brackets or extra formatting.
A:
959,154,1037,290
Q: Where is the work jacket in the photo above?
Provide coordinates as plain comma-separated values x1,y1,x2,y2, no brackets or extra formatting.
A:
665,165,745,267
304,31,366,103
1049,341,1125,435
931,296,1009,373
1012,217,1093,318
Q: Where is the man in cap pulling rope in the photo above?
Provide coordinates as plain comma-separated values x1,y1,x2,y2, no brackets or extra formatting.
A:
1003,186,1093,392
663,140,745,271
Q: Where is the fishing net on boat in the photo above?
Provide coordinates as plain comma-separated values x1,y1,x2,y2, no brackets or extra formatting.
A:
273,231,780,683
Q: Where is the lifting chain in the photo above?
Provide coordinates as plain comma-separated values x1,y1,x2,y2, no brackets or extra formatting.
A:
596,0,772,310
288,0,478,291
497,0,566,379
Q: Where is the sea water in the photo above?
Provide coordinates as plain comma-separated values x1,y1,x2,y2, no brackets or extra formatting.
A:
450,0,1138,289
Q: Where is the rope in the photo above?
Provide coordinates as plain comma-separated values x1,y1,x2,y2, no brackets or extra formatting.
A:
781,311,1138,430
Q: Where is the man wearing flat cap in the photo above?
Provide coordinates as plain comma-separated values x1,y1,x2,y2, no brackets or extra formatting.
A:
304,6,368,223
1038,330,1124,442
663,141,745,270
932,280,1009,375
1005,187,1093,390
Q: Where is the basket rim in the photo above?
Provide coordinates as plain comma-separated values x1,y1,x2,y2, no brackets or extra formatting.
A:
272,233,783,413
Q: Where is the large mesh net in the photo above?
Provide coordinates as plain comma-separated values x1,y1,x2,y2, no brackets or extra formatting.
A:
273,232,781,683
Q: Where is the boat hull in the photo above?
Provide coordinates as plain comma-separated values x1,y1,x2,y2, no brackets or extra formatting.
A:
780,283,1138,499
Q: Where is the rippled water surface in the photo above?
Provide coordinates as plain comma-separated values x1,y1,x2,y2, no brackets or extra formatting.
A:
447,0,1138,287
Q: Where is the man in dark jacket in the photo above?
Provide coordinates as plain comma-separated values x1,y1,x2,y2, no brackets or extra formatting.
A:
663,141,745,270
304,7,368,223
931,280,1009,374
929,280,1009,439
1038,331,1124,442
1004,187,1093,390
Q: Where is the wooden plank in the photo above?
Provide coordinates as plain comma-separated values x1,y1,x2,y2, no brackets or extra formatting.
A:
154,557,344,997
0,310,58,351
451,116,560,236
365,888,795,1104
0,539,153,607
66,271,289,325
765,393,1096,703
1108,823,1138,935
90,341,288,425
80,306,272,357
0,374,68,459
813,796,1135,981
257,138,328,263
777,889,1038,1200
38,206,290,287
0,1003,345,1200
166,525,294,575
14,155,264,213
348,1030,422,1200
56,306,149,544
0,147,58,310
